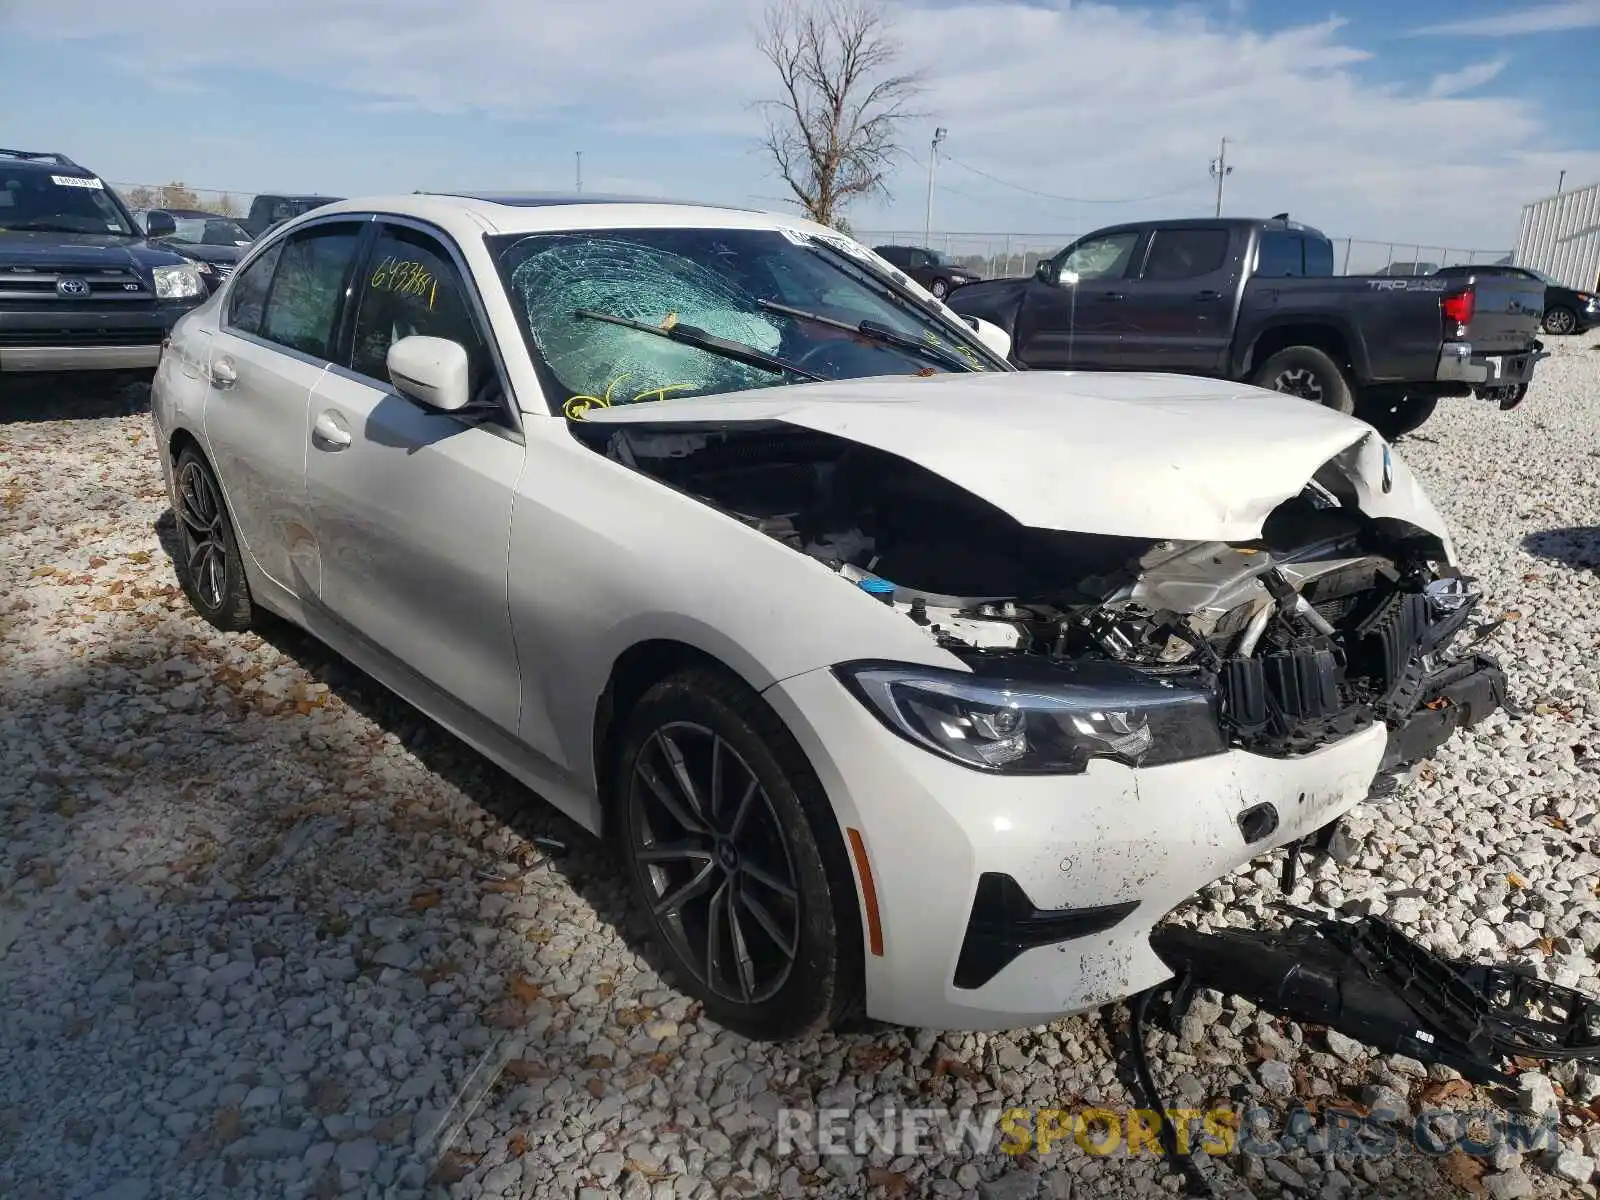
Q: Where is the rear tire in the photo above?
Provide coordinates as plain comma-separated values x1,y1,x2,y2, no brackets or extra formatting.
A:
1358,394,1437,441
173,446,256,631
610,666,863,1041
1250,346,1355,415
1543,306,1577,336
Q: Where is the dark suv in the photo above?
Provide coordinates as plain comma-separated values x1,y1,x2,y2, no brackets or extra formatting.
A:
0,148,209,375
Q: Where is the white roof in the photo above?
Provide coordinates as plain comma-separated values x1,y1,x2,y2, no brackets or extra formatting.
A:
304,192,832,242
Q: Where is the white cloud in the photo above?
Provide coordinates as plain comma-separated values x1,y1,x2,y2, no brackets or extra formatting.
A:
1411,0,1600,37
13,0,1600,249
1427,58,1507,97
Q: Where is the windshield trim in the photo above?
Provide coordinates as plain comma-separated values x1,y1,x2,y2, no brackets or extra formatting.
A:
485,225,1012,417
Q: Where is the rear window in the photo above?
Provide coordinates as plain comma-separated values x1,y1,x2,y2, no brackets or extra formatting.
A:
1256,231,1335,278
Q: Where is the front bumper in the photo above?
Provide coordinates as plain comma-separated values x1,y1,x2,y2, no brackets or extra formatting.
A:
1435,340,1548,387
764,653,1505,1031
0,302,197,372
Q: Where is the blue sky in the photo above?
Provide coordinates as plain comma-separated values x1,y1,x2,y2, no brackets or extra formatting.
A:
4,0,1597,251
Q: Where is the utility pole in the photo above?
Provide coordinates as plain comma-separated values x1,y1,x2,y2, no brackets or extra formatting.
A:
1209,137,1233,218
924,127,947,247
575,151,583,194
1557,169,1566,195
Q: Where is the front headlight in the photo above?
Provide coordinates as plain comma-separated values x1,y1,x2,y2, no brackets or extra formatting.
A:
833,661,1226,774
152,263,205,300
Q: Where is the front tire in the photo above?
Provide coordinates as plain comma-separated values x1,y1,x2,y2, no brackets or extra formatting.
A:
1251,345,1355,415
930,278,949,299
1543,306,1577,336
173,446,256,631
611,667,862,1041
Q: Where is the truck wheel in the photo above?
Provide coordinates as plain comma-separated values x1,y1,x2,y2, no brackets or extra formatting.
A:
1251,346,1355,415
1359,395,1437,441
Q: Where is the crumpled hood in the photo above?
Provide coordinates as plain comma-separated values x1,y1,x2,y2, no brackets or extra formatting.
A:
583,370,1454,553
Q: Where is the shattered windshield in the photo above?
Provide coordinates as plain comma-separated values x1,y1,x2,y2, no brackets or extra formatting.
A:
491,226,1003,417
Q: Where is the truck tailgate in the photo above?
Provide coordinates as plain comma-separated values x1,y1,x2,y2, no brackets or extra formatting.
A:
1458,273,1544,354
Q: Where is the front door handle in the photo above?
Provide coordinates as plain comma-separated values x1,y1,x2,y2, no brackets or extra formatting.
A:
209,358,237,389
1102,291,1126,301
1195,289,1222,301
312,409,352,451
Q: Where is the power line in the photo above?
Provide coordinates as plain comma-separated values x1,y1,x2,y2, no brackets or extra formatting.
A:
940,152,1205,206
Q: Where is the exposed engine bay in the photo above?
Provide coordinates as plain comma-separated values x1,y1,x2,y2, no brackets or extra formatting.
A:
578,421,1505,763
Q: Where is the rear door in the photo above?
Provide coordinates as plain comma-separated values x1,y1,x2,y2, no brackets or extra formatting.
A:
302,217,525,735
204,220,366,592
1013,228,1146,369
1115,225,1236,373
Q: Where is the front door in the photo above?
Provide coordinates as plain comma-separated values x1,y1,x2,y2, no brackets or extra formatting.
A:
1112,225,1236,373
1014,229,1145,369
302,218,525,734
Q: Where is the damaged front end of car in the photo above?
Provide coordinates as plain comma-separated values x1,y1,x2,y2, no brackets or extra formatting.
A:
575,417,1506,781
572,391,1600,1186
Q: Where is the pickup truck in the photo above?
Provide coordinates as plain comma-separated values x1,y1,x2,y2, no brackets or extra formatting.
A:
947,216,1548,438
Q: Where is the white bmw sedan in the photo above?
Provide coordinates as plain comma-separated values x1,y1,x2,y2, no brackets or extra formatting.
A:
151,193,1505,1040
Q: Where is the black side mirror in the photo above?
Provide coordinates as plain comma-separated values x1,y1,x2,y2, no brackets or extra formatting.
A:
144,211,177,239
1035,259,1059,285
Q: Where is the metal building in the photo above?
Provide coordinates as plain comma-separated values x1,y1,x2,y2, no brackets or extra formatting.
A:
1514,180,1600,291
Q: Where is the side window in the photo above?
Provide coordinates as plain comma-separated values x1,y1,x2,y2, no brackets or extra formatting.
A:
1256,231,1303,277
1301,236,1334,277
1141,228,1230,281
349,225,495,403
225,242,284,335
259,224,361,359
909,249,930,269
1058,231,1141,282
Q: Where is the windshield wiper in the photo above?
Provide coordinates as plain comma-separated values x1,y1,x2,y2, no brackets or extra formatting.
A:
755,298,977,372
574,308,821,382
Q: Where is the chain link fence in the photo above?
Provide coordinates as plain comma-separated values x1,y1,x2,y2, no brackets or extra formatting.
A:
100,182,1512,278
107,183,255,219
856,230,1512,280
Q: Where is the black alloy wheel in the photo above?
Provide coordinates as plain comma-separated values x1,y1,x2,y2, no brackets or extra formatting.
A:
173,446,255,630
612,667,862,1040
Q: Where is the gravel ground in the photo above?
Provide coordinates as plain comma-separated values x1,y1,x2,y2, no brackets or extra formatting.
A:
2,333,1599,1200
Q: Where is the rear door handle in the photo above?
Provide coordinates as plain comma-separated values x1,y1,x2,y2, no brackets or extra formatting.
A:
1102,291,1125,301
1195,289,1222,301
312,409,352,451
209,358,237,389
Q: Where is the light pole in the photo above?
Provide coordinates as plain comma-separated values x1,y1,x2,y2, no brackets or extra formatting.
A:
925,127,946,247
1558,169,1567,195
1209,137,1233,218
576,151,583,194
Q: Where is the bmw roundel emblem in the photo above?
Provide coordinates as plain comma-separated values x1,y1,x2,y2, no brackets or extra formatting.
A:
56,277,91,297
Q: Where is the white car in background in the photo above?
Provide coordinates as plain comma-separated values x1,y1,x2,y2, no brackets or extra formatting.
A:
150,193,1505,1039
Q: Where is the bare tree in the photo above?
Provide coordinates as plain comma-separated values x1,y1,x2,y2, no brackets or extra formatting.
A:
756,0,923,229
